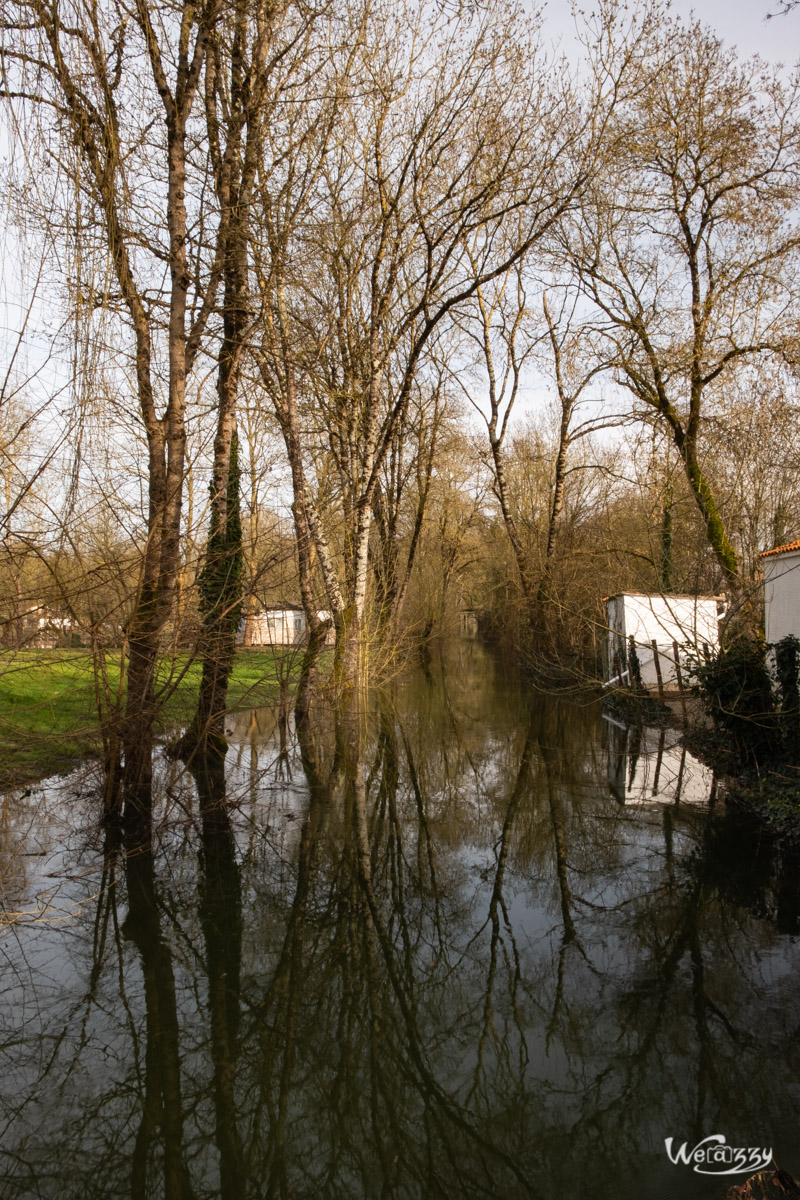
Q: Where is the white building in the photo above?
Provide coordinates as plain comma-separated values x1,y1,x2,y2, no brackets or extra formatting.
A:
604,592,723,692
760,540,800,645
20,607,78,649
238,607,334,647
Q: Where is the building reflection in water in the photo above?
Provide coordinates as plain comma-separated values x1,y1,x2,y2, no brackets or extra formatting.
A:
604,715,716,807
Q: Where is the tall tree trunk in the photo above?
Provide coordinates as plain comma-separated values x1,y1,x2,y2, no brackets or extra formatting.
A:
181,433,244,761
259,278,343,711
182,3,272,761
121,104,195,824
335,500,372,690
674,427,738,586
536,293,574,615
489,437,535,607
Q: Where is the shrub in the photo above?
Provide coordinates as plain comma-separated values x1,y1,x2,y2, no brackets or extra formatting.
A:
775,635,800,757
691,635,800,766
690,639,778,764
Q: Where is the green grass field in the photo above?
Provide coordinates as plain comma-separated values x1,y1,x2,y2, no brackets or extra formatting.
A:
0,647,298,787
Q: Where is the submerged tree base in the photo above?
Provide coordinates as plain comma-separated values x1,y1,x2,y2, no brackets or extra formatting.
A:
172,727,230,768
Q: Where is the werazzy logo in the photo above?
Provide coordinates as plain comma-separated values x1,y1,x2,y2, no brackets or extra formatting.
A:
665,1135,773,1176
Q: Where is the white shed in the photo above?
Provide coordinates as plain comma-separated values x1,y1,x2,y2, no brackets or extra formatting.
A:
238,607,335,647
604,592,723,692
760,540,800,645
241,607,306,646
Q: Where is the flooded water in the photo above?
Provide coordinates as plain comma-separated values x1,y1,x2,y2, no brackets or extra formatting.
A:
2,642,800,1200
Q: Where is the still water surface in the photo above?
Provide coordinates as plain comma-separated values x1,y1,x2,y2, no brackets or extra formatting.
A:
2,643,799,1199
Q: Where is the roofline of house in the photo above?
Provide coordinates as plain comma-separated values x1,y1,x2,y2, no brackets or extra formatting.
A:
759,540,800,558
602,592,725,603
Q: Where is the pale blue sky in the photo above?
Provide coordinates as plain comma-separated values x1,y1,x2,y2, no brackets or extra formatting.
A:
542,0,798,66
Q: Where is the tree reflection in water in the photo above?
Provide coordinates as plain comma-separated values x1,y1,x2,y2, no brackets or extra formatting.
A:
1,642,800,1199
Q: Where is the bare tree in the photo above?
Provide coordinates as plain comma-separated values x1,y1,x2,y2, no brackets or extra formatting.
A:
558,19,800,592
370,366,450,633
248,0,362,713
2,0,230,820
536,292,619,608
452,261,622,641
181,0,309,760
454,257,541,607
254,0,647,690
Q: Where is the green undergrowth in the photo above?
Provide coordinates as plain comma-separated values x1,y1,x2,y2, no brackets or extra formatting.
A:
723,763,800,842
683,726,800,841
685,635,800,838
0,647,299,788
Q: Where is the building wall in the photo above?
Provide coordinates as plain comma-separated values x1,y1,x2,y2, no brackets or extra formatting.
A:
241,610,306,646
606,594,721,690
764,551,800,644
239,608,336,647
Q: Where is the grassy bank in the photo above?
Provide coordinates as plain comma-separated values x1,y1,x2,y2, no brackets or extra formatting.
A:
0,647,298,789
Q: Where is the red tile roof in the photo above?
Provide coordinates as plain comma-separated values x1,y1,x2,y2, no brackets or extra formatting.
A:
760,539,800,558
